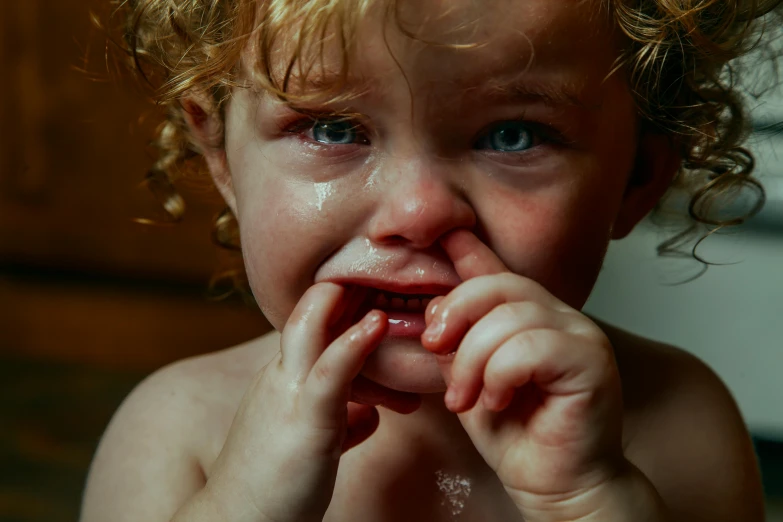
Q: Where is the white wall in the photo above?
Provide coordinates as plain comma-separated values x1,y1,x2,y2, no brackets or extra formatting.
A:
584,47,783,438
585,225,783,439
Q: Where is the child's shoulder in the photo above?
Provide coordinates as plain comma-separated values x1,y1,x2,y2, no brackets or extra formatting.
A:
117,332,278,428
597,319,727,409
596,319,762,511
596,318,736,424
80,333,280,522
105,331,281,450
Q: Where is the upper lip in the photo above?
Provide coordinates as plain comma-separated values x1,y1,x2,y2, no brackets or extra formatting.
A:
322,277,455,296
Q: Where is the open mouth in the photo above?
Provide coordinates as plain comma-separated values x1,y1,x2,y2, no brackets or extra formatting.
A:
370,291,434,313
353,286,446,338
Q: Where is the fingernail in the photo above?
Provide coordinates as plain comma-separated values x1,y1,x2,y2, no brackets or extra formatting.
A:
423,320,445,342
365,310,382,326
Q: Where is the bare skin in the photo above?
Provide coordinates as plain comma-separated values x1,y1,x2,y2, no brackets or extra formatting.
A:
80,0,764,520
80,321,762,522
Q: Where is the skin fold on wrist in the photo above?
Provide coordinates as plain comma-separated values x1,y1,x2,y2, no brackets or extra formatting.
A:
510,459,670,522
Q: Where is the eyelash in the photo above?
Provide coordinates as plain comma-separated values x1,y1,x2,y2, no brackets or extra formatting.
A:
281,114,564,151
282,115,370,145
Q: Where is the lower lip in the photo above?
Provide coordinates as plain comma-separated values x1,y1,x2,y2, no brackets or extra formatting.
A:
384,311,427,337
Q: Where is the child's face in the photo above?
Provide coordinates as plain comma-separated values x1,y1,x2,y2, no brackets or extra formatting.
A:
201,0,674,393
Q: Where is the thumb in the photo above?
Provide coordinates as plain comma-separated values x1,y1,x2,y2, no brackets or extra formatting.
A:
440,229,509,281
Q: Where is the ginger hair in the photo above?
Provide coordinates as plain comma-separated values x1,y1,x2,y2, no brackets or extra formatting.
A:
113,0,783,283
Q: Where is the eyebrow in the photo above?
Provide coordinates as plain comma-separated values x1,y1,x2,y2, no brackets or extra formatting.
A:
463,77,598,110
251,67,599,111
250,69,375,101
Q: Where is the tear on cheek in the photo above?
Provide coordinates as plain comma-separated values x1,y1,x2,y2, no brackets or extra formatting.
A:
313,181,335,211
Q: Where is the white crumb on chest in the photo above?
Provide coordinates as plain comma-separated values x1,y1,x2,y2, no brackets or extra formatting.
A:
434,469,473,517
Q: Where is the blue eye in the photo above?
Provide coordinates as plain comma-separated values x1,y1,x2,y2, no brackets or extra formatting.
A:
311,120,359,145
479,122,535,152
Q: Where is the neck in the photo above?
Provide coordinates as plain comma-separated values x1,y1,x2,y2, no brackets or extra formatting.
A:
375,392,482,466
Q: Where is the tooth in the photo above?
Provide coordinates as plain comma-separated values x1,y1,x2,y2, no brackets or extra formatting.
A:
422,298,432,309
391,297,405,309
376,294,389,307
407,298,420,310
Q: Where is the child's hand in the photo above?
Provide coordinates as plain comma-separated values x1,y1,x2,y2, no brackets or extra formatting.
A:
204,283,420,522
422,230,625,518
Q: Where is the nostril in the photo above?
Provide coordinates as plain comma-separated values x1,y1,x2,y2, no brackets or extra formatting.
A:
367,176,476,248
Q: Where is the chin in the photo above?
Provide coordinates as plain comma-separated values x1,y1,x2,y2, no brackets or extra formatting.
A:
360,336,452,394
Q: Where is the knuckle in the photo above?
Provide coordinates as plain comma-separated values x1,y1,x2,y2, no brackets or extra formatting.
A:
512,328,548,353
496,272,519,286
313,362,332,384
494,301,519,321
483,355,503,382
518,301,547,321
303,371,336,408
508,329,530,349
501,271,536,291
309,362,342,393
494,301,546,326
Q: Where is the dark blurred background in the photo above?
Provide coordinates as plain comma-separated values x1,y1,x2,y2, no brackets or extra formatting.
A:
0,3,270,520
1,2,782,522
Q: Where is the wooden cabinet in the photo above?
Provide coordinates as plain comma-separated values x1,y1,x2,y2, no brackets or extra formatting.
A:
0,0,270,370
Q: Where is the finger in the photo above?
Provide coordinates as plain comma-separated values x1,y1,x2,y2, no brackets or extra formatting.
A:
304,310,388,421
445,302,567,413
481,329,614,411
424,296,445,326
440,229,508,281
342,403,380,452
326,284,358,328
281,282,346,374
350,375,421,414
330,286,370,339
421,273,565,355
478,387,515,413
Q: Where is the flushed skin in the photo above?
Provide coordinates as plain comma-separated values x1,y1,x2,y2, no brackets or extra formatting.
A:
79,1,766,521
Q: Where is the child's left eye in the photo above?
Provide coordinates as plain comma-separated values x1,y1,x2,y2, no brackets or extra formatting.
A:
475,121,538,152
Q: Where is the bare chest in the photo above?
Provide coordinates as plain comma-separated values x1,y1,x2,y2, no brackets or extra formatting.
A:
317,438,526,522
194,332,657,522
324,464,525,522
198,415,524,522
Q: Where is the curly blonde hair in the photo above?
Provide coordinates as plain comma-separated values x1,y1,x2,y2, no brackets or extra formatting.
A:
113,0,782,281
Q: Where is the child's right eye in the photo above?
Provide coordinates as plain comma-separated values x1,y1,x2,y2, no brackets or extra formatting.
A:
289,117,370,146
312,120,358,144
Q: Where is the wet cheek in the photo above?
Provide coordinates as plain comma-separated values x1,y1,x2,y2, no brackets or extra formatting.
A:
492,205,571,270
482,196,609,308
238,196,304,327
235,179,358,328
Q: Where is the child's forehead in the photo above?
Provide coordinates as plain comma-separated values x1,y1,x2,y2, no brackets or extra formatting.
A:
244,0,614,104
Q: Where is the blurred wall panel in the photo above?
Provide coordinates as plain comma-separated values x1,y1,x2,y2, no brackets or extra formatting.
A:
1,0,226,281
0,1,270,368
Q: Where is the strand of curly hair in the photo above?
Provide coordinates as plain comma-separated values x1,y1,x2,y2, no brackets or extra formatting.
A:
107,0,782,291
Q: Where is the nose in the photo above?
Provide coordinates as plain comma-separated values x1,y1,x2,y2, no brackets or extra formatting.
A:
367,158,476,249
